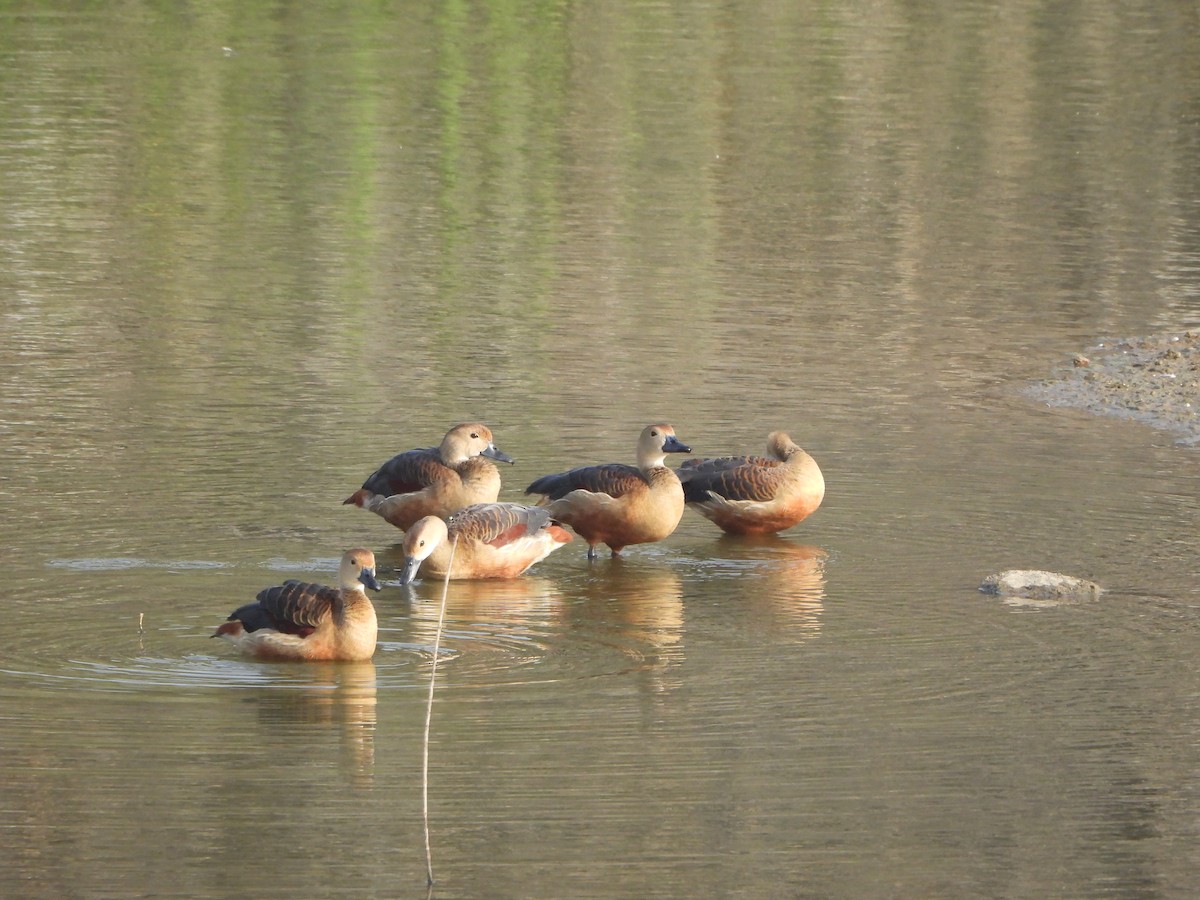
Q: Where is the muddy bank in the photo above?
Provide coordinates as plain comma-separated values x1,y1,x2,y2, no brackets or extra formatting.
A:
1026,332,1200,445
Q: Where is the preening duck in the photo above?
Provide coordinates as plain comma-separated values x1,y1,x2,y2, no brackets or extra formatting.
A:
398,502,573,583
524,423,691,559
677,431,824,535
343,423,514,531
213,548,382,661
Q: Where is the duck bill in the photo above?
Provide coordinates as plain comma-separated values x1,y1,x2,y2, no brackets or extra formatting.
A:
481,444,515,464
663,435,692,454
359,568,383,592
398,557,422,586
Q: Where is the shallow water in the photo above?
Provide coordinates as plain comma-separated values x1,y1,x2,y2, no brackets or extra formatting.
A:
3,1,1200,897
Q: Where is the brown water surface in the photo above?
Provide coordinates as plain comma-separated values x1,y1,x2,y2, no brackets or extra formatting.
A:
2,2,1199,897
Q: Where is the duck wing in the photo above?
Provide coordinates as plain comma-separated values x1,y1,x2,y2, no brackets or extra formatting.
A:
449,503,556,546
680,459,783,503
678,454,778,476
357,446,446,497
233,580,338,635
525,464,648,501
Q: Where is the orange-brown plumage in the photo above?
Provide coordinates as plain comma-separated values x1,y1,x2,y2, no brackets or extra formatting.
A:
678,431,824,535
343,423,514,531
398,503,572,583
213,549,382,661
524,424,692,559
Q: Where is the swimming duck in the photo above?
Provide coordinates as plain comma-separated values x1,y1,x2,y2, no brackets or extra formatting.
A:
398,502,573,583
343,423,514,531
524,423,691,559
213,548,382,661
677,431,824,535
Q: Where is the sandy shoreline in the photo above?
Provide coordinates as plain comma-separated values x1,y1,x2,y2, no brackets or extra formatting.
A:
1025,332,1200,445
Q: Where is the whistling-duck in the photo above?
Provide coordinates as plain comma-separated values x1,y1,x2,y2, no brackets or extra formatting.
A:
343,423,514,531
677,431,824,535
524,423,691,559
398,502,573,583
213,548,382,661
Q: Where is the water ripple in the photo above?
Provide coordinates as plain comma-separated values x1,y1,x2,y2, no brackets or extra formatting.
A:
50,557,233,572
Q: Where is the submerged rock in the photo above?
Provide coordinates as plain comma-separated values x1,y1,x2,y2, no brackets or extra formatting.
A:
980,570,1102,602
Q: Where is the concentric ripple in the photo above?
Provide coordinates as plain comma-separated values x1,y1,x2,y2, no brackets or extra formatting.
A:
5,557,666,694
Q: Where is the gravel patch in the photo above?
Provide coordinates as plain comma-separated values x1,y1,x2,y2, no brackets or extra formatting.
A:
1025,331,1200,445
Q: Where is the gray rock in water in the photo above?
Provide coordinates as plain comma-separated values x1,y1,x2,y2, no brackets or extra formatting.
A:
980,570,1102,602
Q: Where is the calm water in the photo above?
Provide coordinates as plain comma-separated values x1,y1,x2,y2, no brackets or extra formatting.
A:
3,1,1200,897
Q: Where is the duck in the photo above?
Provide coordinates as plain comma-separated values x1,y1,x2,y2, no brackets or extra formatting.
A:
524,423,691,559
677,431,824,535
398,502,573,583
343,423,514,531
213,548,382,661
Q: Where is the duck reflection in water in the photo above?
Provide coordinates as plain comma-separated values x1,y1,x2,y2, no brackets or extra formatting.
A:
250,662,379,787
712,534,827,640
400,573,568,647
573,557,686,695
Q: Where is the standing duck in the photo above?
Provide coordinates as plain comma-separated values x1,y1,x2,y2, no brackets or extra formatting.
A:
677,431,824,535
524,424,691,559
343,423,514,531
398,502,573,583
213,548,383,661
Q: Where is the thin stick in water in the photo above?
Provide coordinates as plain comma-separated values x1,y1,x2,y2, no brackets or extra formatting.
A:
422,535,457,887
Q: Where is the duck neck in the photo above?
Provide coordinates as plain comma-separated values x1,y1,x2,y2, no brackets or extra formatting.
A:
337,586,372,619
638,452,667,471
